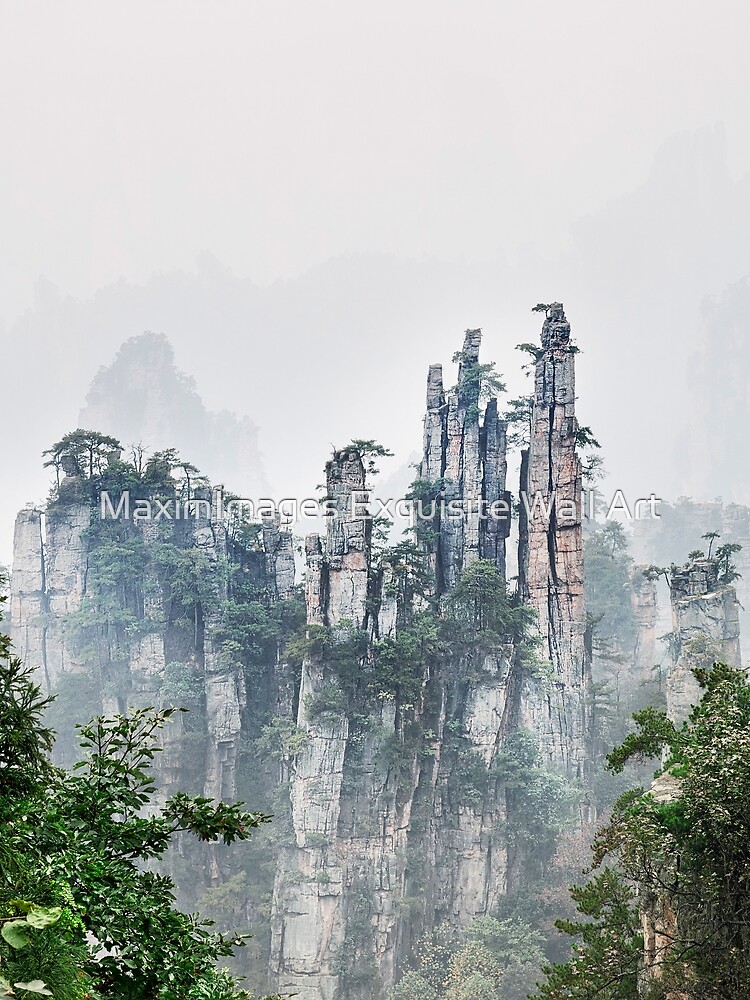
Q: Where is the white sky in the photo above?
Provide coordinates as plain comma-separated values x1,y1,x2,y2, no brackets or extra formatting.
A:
2,0,750,320
2,0,750,565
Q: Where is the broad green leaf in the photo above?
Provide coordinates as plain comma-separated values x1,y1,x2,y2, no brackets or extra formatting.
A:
15,983,54,997
7,899,33,913
25,907,62,929
1,919,33,949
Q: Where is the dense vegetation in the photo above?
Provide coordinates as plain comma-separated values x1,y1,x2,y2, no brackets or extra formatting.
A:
20,429,750,999
0,585,281,999
532,661,750,999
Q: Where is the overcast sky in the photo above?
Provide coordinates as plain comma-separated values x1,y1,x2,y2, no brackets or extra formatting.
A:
2,1,750,564
2,0,750,319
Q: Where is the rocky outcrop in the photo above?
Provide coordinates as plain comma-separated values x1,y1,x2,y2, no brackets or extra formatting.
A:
272,334,525,1000
271,450,397,1000
639,772,685,997
632,567,659,684
518,304,589,779
10,507,48,689
667,557,742,724
9,474,293,805
418,329,511,592
10,498,91,694
11,322,594,1000
632,498,750,637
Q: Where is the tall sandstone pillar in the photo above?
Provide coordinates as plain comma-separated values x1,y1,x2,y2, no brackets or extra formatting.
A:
631,567,659,684
518,303,589,779
271,450,371,1000
418,328,511,593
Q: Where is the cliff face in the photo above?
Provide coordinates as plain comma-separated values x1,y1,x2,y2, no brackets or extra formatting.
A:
10,479,295,806
11,501,90,693
271,322,589,999
631,567,659,684
667,558,742,724
419,329,511,591
638,772,685,997
518,304,588,779
632,498,750,637
272,346,517,998
10,318,591,1000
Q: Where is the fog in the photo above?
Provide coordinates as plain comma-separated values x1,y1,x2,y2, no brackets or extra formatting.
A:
3,0,750,563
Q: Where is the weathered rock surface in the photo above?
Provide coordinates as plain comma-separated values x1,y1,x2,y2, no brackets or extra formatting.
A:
10,500,91,692
667,557,742,724
11,323,594,1000
632,498,750,637
272,335,523,999
9,481,292,805
632,566,659,683
418,329,511,593
639,773,684,996
518,304,589,779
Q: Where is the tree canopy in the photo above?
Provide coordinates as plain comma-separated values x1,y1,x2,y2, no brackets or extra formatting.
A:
0,584,279,1000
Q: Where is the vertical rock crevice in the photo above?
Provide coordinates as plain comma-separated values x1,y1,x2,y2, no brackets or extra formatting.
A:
518,303,589,780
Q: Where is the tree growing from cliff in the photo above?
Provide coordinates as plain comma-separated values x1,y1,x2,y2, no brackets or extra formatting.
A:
0,586,279,1000
451,345,506,418
504,395,534,448
532,662,750,999
340,439,394,477
43,429,123,486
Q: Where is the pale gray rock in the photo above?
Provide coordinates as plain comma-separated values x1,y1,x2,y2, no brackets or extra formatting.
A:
518,304,589,780
667,557,742,724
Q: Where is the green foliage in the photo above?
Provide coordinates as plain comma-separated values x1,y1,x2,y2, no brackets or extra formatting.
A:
702,531,720,557
306,681,348,720
444,941,502,998
531,869,642,1000
443,560,540,670
535,662,750,998
504,394,534,448
451,349,506,420
387,971,439,1000
379,541,432,606
371,611,441,703
574,425,601,450
0,622,55,811
215,600,279,665
43,429,214,510
160,660,205,716
516,341,544,360
405,477,448,548
0,593,274,999
716,541,742,583
413,923,457,991
584,522,637,655
340,439,394,476
605,706,677,773
43,429,123,481
495,732,579,871
395,912,547,1000
154,540,221,615
284,622,330,667
642,564,670,584
256,717,308,762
